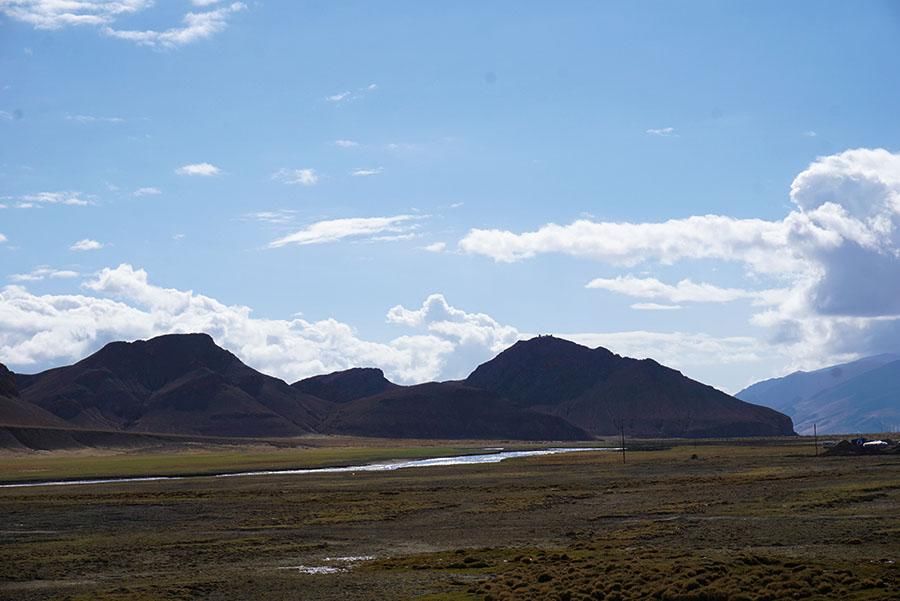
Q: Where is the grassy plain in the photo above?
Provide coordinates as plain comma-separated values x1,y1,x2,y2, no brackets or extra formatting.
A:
0,438,897,600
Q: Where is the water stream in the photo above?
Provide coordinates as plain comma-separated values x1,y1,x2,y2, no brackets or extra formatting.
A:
0,446,616,489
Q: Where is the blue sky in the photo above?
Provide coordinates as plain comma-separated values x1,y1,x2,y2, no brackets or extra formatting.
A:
2,1,900,392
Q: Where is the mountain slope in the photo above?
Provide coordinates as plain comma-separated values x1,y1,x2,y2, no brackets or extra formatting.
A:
17,334,331,437
0,363,71,429
789,360,900,434
465,336,794,437
736,354,900,417
322,381,590,440
292,367,398,403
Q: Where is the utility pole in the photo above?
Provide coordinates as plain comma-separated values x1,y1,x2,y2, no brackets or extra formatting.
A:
620,424,626,464
813,423,818,457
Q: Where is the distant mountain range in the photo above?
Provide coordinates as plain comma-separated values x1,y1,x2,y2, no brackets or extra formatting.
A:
736,354,900,435
0,333,795,445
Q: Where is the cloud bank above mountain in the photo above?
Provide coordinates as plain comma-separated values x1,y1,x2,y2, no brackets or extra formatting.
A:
461,148,900,369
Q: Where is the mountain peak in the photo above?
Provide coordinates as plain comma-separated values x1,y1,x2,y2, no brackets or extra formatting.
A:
293,367,398,403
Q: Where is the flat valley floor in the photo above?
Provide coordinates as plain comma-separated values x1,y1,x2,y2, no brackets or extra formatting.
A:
0,439,898,600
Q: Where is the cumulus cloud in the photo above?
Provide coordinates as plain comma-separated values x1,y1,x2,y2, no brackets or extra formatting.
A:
272,168,318,186
0,233,7,243
0,263,781,389
0,264,469,384
461,147,900,371
70,239,104,252
1,1,245,48
423,242,446,253
269,215,420,248
586,275,785,305
387,293,520,378
176,162,220,176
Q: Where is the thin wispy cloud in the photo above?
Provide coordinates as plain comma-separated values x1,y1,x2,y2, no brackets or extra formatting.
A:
0,1,247,48
245,210,297,225
133,187,161,197
272,168,318,186
326,83,378,103
803,130,818,137
10,266,79,282
423,242,446,253
269,215,419,248
333,139,359,148
630,302,683,311
70,239,104,252
351,167,383,177
7,191,92,207
586,275,785,305
0,233,7,243
646,127,677,137
176,162,220,176
66,114,124,124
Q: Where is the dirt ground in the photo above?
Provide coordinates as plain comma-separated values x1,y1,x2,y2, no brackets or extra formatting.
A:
0,439,897,600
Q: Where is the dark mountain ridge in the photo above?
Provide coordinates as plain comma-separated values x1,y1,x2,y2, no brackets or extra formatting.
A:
4,333,796,442
16,334,331,437
322,381,589,440
465,336,794,437
292,367,398,403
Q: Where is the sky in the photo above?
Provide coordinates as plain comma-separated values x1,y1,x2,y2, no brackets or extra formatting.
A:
2,1,900,393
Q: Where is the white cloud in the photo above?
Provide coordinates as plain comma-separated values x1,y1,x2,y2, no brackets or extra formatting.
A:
326,84,377,103
326,91,350,102
560,330,766,371
630,303,682,311
272,168,318,186
803,131,818,137
66,114,124,124
351,167,383,177
10,267,79,282
462,147,900,372
0,265,460,384
0,263,780,389
586,275,785,305
245,210,296,225
101,2,246,49
0,1,245,48
423,242,446,253
9,191,92,207
0,0,151,30
269,215,420,248
459,214,799,273
133,187,161,197
646,127,676,137
176,162,220,176
334,139,359,148
0,110,13,120
0,233,6,243
70,239,104,252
